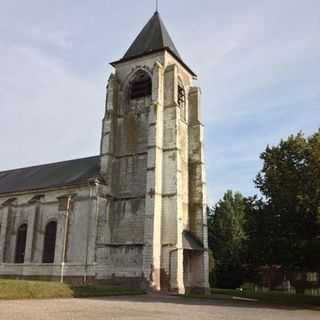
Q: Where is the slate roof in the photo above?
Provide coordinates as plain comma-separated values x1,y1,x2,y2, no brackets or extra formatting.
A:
111,12,196,78
0,156,101,195
182,230,204,251
123,11,181,61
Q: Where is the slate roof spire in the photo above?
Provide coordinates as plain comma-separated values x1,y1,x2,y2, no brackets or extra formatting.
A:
123,11,181,60
111,12,196,78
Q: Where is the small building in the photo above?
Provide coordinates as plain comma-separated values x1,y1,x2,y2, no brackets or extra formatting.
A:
0,12,209,294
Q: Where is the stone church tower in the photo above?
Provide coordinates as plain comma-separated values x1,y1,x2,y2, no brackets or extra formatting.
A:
99,12,209,293
0,12,208,294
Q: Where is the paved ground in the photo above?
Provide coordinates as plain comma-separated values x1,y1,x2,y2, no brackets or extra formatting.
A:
0,295,318,320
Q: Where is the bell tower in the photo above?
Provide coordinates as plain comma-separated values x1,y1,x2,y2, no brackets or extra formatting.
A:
99,12,209,294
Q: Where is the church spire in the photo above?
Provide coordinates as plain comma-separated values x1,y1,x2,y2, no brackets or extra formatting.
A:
123,11,181,61
111,12,196,78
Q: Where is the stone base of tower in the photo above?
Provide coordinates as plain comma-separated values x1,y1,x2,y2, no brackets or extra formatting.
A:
156,248,209,295
182,250,210,294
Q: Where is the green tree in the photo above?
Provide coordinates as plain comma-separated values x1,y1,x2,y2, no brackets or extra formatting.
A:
208,191,247,288
245,197,274,266
254,130,320,291
244,196,283,288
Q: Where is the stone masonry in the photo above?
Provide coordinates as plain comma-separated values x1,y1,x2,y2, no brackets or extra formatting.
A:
0,12,209,294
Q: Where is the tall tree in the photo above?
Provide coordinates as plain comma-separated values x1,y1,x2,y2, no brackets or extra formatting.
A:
245,197,276,266
255,130,320,271
209,191,247,288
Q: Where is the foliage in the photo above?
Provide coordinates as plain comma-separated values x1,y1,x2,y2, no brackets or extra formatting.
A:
240,282,256,291
254,130,320,270
245,197,281,267
208,191,247,288
209,130,320,293
207,247,216,287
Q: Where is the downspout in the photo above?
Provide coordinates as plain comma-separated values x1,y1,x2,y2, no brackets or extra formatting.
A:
60,195,72,283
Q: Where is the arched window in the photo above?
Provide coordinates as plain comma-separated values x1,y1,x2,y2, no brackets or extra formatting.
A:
42,221,57,263
178,84,186,121
15,224,27,263
129,70,152,100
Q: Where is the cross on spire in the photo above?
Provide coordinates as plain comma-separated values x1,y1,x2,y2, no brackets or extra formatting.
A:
156,0,159,12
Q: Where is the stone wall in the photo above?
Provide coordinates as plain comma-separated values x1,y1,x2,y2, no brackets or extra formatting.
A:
0,184,98,283
0,50,210,293
99,50,210,293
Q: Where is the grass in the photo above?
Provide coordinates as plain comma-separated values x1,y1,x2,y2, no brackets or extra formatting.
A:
208,288,320,307
0,280,145,300
0,280,73,300
3,279,318,307
73,285,145,298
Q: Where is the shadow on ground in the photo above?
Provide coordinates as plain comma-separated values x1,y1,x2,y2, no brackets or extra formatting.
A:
86,294,320,312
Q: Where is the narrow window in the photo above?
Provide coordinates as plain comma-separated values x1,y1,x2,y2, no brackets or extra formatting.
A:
307,272,318,282
42,221,57,263
178,85,186,121
130,71,152,100
15,224,27,263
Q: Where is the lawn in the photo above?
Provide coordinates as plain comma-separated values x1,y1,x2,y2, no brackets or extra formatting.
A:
73,285,145,298
0,280,145,300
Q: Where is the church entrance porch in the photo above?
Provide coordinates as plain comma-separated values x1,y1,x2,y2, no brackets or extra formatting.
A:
183,250,207,294
182,230,207,294
164,231,206,294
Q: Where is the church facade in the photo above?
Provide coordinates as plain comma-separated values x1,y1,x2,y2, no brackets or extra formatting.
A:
0,12,209,293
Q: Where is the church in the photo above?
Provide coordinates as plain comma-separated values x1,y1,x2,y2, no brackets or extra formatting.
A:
0,12,209,294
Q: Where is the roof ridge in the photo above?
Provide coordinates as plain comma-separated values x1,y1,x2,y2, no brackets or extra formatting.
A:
157,12,180,57
157,12,165,49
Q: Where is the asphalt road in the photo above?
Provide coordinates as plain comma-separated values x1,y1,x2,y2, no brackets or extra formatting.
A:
0,295,318,320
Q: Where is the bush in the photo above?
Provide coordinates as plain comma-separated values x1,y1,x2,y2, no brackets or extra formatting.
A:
214,263,245,289
241,282,256,292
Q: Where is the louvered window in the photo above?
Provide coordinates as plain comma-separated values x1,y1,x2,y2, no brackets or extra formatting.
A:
178,85,186,121
130,71,152,99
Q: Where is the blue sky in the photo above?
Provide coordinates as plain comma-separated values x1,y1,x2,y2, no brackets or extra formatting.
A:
0,0,319,204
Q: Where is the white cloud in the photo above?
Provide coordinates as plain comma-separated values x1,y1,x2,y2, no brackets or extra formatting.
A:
0,43,104,170
0,0,319,205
